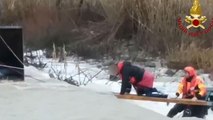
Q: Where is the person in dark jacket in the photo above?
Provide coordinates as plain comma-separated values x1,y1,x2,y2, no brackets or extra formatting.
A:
110,61,167,97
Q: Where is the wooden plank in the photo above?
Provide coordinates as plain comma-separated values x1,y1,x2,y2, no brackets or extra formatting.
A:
115,94,213,106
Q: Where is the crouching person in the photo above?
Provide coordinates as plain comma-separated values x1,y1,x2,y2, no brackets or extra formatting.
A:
167,66,208,118
110,60,167,98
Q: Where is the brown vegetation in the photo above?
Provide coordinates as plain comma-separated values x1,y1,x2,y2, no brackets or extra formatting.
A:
0,0,213,70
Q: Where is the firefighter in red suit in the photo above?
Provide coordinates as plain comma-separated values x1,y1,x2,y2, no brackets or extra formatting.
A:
167,66,208,118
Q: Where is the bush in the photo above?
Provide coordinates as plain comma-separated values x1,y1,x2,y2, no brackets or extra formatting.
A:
167,42,213,71
1,0,213,68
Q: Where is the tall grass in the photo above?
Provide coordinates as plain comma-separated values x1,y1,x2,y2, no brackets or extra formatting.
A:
0,0,213,70
167,41,213,69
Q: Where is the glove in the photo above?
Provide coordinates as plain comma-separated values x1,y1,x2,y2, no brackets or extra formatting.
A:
195,93,202,99
176,92,180,97
185,94,194,99
125,88,131,94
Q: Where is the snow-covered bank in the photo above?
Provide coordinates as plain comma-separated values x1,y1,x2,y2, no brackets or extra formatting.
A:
1,57,213,120
0,77,205,120
0,76,169,120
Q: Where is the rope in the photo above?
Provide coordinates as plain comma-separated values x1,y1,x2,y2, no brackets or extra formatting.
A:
0,64,23,70
0,34,24,66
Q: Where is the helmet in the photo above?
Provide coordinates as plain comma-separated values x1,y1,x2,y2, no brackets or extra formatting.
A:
184,66,196,77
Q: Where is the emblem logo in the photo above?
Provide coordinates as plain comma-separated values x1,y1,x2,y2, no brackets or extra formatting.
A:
185,0,207,29
178,0,213,37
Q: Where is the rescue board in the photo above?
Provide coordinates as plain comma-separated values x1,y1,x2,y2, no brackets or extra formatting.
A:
114,94,213,106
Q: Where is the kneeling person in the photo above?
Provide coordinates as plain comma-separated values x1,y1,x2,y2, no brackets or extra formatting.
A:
111,61,166,97
167,66,208,118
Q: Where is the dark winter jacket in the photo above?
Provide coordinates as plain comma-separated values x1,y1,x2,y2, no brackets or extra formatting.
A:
117,61,154,95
